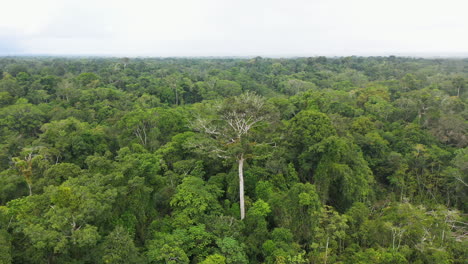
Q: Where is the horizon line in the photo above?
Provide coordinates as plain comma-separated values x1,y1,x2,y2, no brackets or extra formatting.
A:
1,52,468,59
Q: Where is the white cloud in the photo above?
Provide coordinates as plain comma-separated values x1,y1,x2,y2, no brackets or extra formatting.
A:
1,0,467,56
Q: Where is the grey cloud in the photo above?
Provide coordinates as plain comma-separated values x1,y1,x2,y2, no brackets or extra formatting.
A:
1,0,467,57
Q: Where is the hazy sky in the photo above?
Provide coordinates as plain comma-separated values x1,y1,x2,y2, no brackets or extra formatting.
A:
1,0,468,57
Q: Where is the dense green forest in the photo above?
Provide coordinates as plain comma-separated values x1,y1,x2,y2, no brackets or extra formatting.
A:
0,56,467,264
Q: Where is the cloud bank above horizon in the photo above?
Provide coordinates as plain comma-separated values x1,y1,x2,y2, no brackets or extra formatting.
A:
1,0,468,57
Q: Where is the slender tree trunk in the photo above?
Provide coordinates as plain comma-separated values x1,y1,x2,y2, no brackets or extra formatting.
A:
324,236,329,264
238,154,245,220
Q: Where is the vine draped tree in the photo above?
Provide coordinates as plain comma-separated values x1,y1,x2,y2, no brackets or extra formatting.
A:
191,92,277,219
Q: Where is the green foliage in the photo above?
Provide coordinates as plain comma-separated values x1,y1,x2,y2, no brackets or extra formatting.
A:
310,206,349,263
100,226,141,264
198,78,243,100
216,237,248,264
248,199,271,218
0,99,46,136
37,117,111,165
0,229,12,264
200,254,226,264
314,136,374,210
348,248,407,264
0,57,466,263
170,176,222,225
271,183,321,244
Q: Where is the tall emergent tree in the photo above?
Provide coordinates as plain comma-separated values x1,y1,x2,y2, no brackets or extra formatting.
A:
192,92,276,219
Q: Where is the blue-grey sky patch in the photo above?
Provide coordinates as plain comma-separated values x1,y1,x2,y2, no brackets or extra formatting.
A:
0,36,24,55
1,0,467,57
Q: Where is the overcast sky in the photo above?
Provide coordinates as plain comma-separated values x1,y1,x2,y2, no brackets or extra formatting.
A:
1,0,468,57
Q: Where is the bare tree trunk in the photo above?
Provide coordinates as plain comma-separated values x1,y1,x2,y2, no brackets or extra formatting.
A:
324,236,329,264
238,154,245,220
